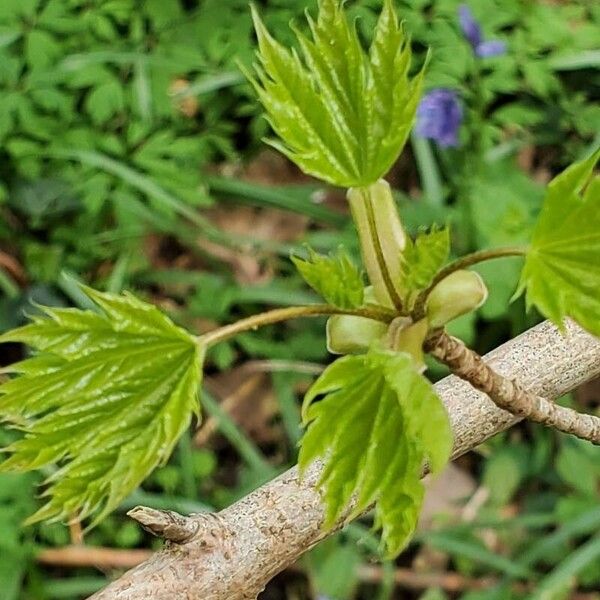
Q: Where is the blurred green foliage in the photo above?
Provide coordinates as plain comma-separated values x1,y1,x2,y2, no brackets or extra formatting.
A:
0,0,599,598
0,0,317,289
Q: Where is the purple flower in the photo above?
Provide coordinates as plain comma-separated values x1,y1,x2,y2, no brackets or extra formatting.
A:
458,5,506,58
475,40,507,58
415,89,463,148
458,4,482,49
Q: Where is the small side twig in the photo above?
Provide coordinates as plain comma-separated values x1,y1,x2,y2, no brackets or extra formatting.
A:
195,374,266,447
127,506,234,556
0,250,27,286
33,545,522,594
37,546,152,569
127,507,201,544
68,516,84,545
426,330,600,445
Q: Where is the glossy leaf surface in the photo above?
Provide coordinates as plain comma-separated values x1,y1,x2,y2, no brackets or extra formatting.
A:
516,149,600,335
247,0,423,187
0,287,203,525
400,226,450,308
299,348,452,556
292,247,364,309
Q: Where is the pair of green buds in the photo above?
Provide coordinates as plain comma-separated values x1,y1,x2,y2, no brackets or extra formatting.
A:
328,180,488,366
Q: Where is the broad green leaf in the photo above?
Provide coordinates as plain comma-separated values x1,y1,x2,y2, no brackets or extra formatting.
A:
307,535,361,600
25,29,60,70
247,0,423,187
400,226,450,308
291,247,364,309
0,286,203,526
515,149,600,335
482,445,527,506
85,78,125,125
555,437,600,497
299,348,452,557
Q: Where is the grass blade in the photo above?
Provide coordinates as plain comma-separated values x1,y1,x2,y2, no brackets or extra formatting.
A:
133,58,153,121
423,532,535,579
205,175,345,226
201,389,274,476
411,132,444,206
549,50,600,71
171,71,244,97
44,577,107,598
519,506,600,569
49,148,213,231
0,268,19,299
57,271,98,310
105,252,131,294
272,371,303,448
177,430,198,500
531,535,600,599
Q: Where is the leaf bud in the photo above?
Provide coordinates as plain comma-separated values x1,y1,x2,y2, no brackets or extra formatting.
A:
426,270,488,328
326,314,387,355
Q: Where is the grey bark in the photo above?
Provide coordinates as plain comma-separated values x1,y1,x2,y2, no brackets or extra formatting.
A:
89,320,600,600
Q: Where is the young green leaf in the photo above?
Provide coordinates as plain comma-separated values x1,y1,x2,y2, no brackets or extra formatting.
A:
400,226,450,307
299,348,452,557
0,287,203,526
291,247,364,309
247,0,424,187
515,149,600,335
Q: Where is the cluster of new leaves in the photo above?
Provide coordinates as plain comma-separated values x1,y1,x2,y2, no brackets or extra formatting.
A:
292,247,364,309
299,348,452,557
0,288,203,525
516,149,600,336
247,0,423,188
399,226,450,309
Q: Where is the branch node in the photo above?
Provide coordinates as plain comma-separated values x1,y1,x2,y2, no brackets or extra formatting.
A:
127,506,200,544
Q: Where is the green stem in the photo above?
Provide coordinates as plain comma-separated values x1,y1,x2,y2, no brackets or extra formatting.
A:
199,304,396,348
0,268,19,299
177,430,198,500
455,61,487,254
347,181,407,311
201,390,273,475
364,194,404,312
413,246,527,319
